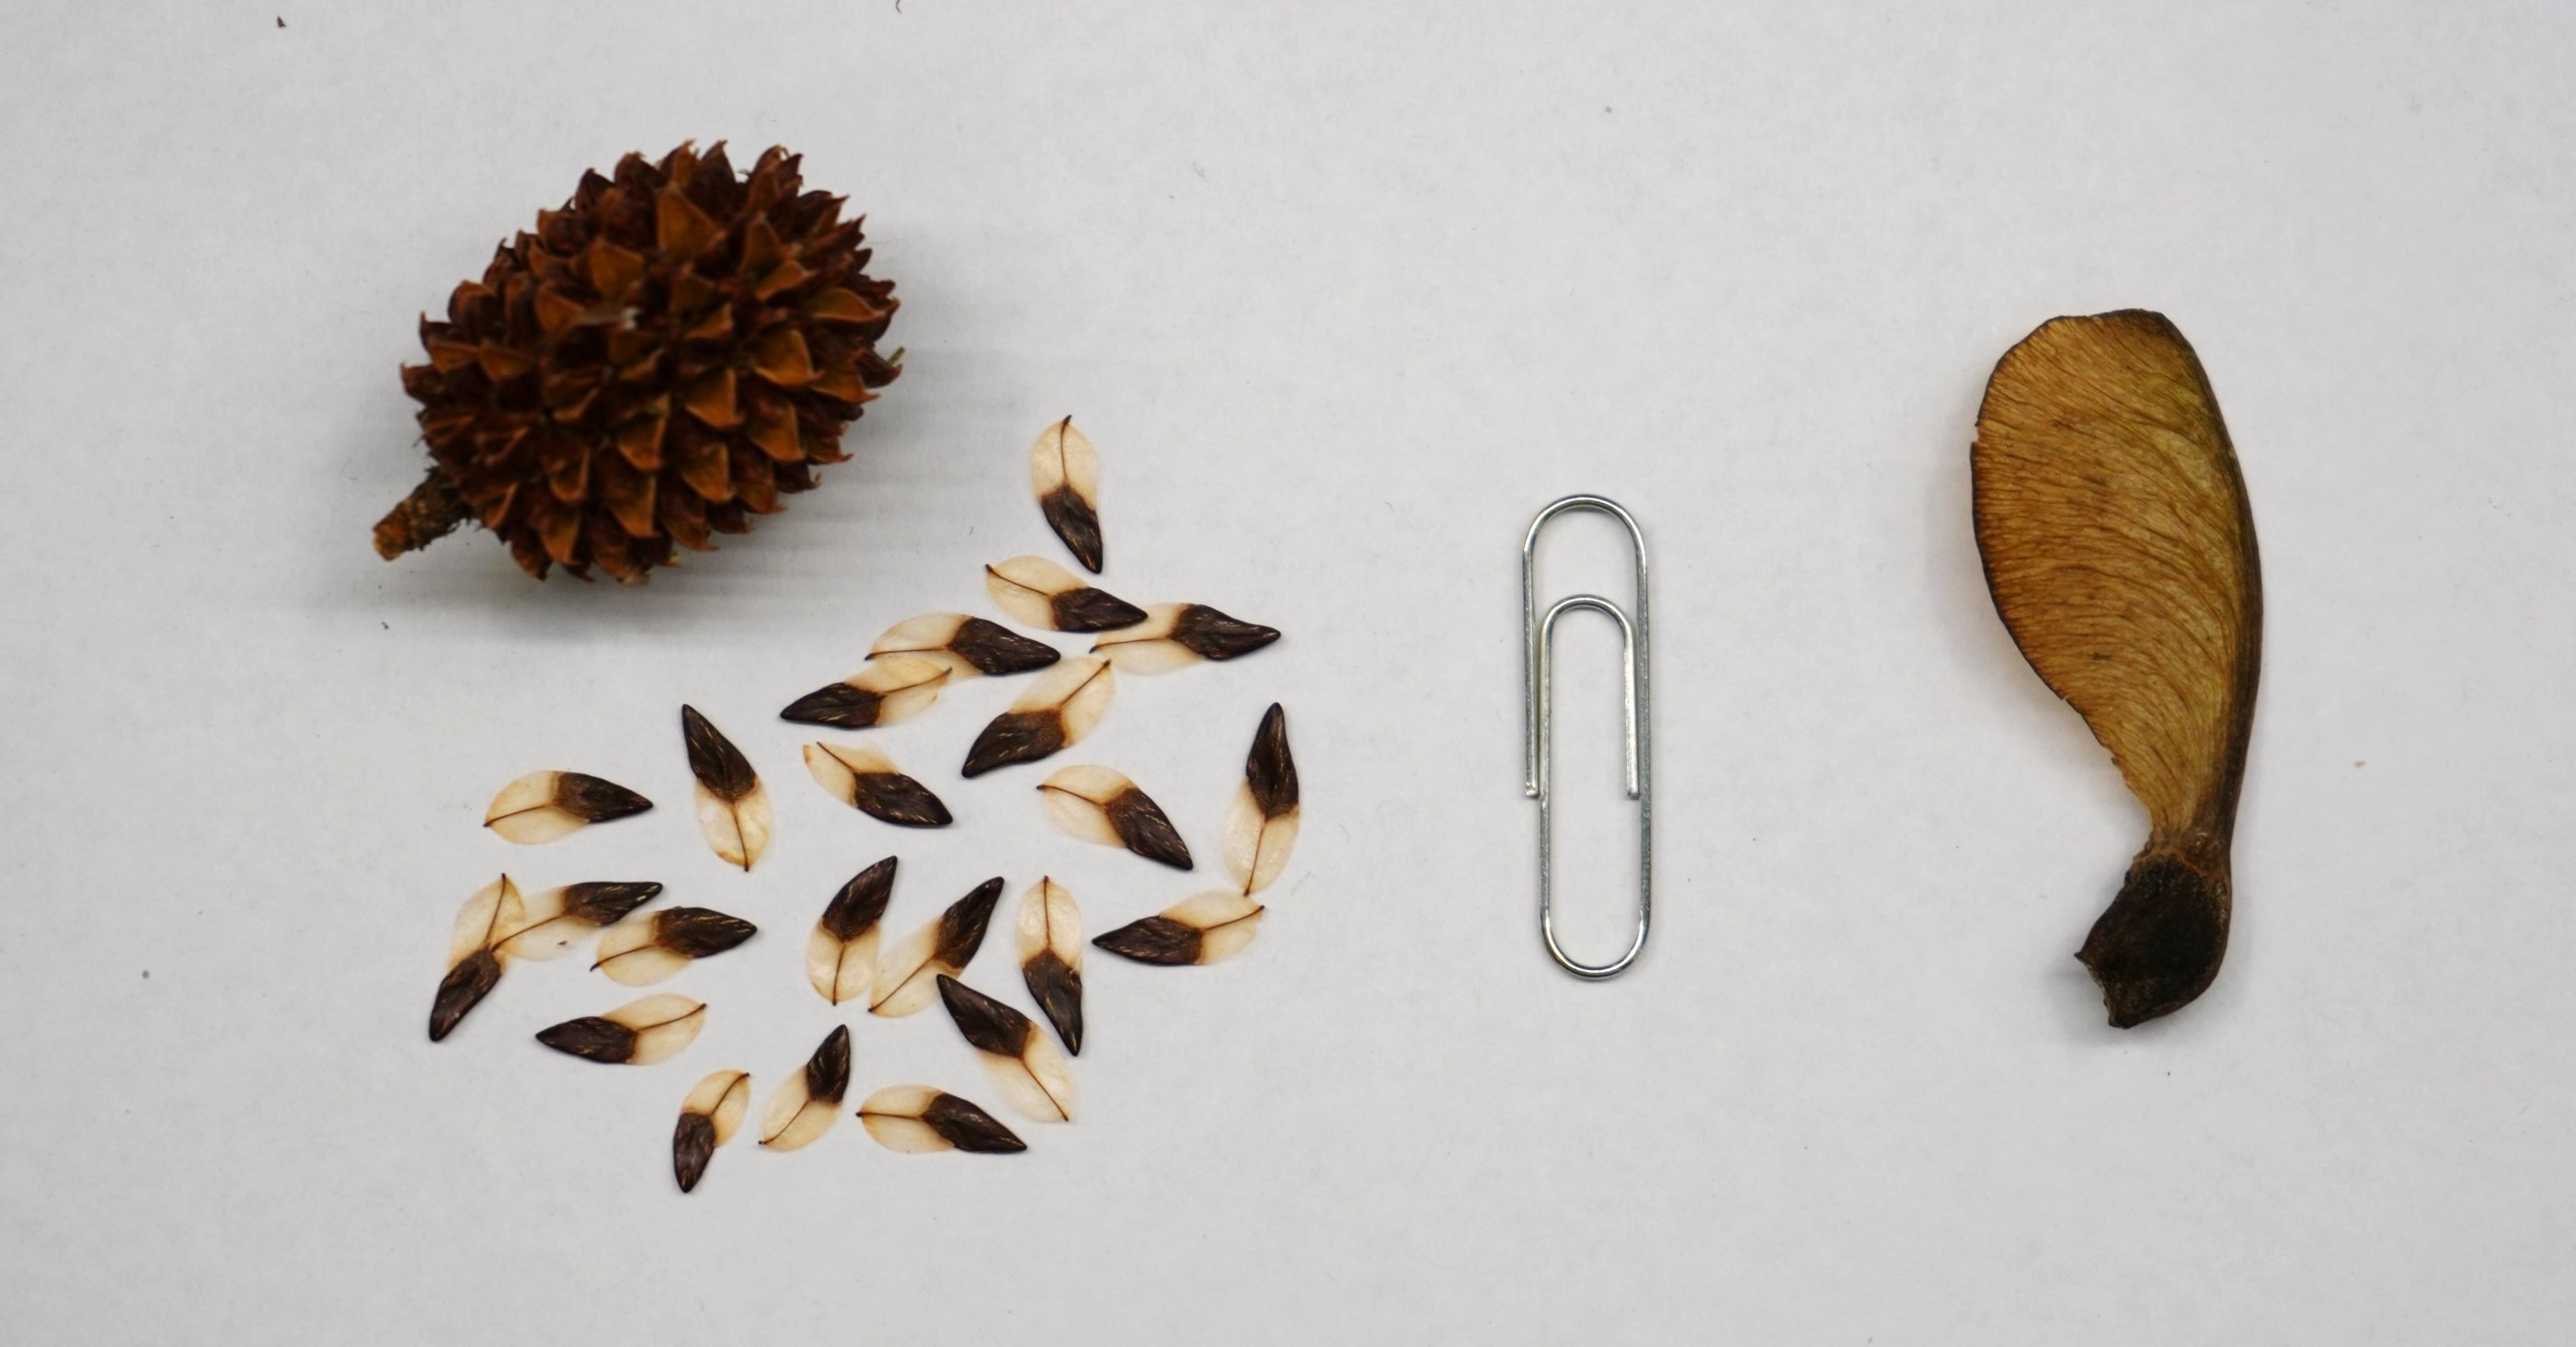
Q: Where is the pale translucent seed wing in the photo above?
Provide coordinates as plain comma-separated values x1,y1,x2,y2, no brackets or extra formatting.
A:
853,654,951,723
485,772,584,843
1223,784,1300,896
611,995,705,1064
979,1031,1077,1124
870,614,980,679
870,918,945,1017
1091,605,1204,674
449,875,524,967
592,915,688,987
497,885,579,961
1055,660,1116,745
857,1084,951,1152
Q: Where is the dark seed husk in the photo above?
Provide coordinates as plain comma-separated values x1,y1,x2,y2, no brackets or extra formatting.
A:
804,1025,852,1102
681,705,758,801
1106,789,1193,870
1246,702,1298,818
1040,486,1104,575
923,1092,1027,1153
535,1015,637,1063
1092,916,1203,965
780,681,891,729
1051,588,1148,633
849,770,953,828
672,1111,717,1193
821,859,897,940
429,947,502,1042
949,617,1060,676
561,881,663,926
1171,604,1280,661
555,772,656,822
936,878,1005,968
935,975,1033,1056
656,908,759,958
962,710,1066,777
1023,950,1084,1056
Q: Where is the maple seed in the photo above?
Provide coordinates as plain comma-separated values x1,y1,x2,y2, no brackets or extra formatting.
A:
1973,310,2262,1028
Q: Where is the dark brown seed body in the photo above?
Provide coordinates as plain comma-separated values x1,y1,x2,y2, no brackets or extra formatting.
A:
554,773,656,822
429,947,502,1041
1092,917,1201,965
654,908,760,957
1051,588,1148,633
937,878,1006,968
560,881,663,926
804,1025,853,1102
935,975,1035,1056
848,769,952,828
535,1015,637,1062
922,1093,1027,1153
681,705,758,801
1171,605,1280,661
779,681,894,728
949,617,1060,676
672,1112,717,1193
1105,790,1193,870
963,711,1066,778
1023,951,1084,1056
1246,702,1299,819
2078,851,2232,1029
1040,487,1104,575
822,858,897,939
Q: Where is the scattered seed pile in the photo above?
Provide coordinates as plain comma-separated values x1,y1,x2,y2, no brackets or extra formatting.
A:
429,418,1299,1190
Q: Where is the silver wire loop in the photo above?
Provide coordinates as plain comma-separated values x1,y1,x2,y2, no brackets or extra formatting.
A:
1521,495,1652,980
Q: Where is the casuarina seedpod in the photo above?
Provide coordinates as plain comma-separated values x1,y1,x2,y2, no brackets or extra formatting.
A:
1973,310,2262,1028
373,143,900,583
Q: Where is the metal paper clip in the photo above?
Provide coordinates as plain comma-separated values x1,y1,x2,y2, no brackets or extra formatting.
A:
1521,495,1653,980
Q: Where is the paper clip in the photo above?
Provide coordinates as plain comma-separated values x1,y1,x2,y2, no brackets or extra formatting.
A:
1521,494,1653,980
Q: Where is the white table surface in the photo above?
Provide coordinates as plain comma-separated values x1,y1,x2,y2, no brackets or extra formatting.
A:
6,3,2572,1342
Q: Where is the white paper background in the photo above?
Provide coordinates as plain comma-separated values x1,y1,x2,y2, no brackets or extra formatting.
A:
5,3,2572,1342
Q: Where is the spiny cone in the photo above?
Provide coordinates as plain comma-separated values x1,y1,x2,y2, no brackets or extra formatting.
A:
373,142,901,583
